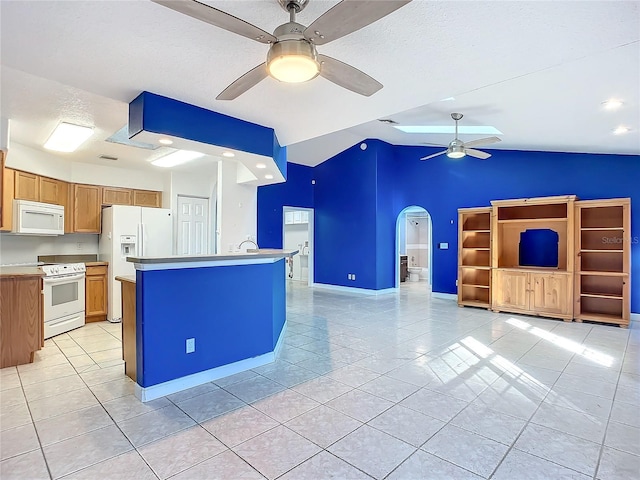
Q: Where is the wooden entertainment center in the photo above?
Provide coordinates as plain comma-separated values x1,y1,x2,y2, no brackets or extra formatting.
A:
458,195,631,327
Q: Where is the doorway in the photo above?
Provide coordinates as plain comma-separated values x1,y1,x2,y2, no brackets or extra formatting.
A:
283,206,314,285
177,195,209,255
395,206,432,289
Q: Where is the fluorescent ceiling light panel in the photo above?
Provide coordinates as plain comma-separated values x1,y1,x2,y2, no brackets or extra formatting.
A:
394,125,503,135
151,150,205,168
44,122,94,152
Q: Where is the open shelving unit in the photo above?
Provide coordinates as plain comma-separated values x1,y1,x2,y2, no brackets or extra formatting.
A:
458,207,492,308
575,199,631,327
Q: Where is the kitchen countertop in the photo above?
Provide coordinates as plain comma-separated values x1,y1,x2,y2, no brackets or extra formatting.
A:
127,249,298,265
0,266,45,277
115,275,135,284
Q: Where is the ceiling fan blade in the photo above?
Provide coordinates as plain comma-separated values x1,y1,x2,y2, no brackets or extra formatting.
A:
465,148,491,160
216,63,268,100
420,150,448,161
152,0,276,44
317,55,382,96
304,0,412,45
463,136,502,148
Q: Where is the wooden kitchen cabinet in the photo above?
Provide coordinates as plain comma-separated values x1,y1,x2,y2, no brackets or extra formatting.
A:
102,187,133,206
14,171,39,201
73,184,102,233
0,272,44,368
85,264,108,322
39,176,67,205
133,189,162,208
1,164,13,231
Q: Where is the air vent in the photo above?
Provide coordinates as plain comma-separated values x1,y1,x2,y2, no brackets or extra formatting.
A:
99,155,118,161
378,119,398,125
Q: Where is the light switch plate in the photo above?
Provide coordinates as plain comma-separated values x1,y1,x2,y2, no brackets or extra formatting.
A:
438,243,449,250
186,338,195,354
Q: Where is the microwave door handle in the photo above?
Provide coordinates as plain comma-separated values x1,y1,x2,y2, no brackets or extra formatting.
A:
43,273,85,284
24,210,54,216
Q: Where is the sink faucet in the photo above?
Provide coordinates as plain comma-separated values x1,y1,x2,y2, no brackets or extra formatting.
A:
238,239,259,251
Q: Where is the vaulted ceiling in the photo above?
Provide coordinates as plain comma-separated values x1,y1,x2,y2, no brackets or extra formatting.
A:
1,1,638,171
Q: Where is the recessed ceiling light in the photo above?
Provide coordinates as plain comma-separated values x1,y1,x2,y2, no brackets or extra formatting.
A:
613,126,630,135
394,125,503,135
222,151,235,158
44,122,94,152
602,99,623,110
159,138,173,145
151,150,205,168
256,163,266,169
265,174,274,180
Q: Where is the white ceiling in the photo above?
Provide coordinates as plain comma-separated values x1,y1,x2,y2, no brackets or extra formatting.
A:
1,0,638,172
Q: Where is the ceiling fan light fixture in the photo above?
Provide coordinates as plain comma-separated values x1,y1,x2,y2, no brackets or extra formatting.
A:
267,40,319,83
447,145,466,159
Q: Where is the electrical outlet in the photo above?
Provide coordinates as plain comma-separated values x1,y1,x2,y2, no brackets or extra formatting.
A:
347,274,352,280
76,242,83,250
352,274,356,281
186,338,195,354
456,279,459,286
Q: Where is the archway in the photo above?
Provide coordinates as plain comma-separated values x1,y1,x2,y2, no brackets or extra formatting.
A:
395,206,432,289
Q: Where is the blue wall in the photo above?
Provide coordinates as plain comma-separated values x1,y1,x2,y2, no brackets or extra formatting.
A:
257,141,639,312
135,260,286,388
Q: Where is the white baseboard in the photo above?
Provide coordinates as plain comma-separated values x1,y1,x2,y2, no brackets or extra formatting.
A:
311,283,398,296
431,292,457,301
631,313,639,322
135,321,287,402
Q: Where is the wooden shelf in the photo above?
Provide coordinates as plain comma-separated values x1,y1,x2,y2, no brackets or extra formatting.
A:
463,247,490,251
463,283,490,289
581,227,623,231
576,312,627,325
578,271,627,277
460,266,491,270
498,218,567,224
459,300,490,308
581,249,624,253
581,293,623,300
463,229,491,233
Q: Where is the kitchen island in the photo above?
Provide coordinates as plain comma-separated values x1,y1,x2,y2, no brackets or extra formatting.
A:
124,250,296,401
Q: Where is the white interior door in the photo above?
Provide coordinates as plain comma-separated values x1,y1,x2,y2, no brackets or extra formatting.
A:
177,196,209,255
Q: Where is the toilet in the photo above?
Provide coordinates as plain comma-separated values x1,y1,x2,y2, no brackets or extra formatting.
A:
408,266,421,282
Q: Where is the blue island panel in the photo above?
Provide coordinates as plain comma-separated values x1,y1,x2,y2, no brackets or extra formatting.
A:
135,260,286,388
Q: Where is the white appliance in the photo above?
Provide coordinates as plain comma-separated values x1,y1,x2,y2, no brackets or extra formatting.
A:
12,199,64,235
42,263,86,339
99,205,173,322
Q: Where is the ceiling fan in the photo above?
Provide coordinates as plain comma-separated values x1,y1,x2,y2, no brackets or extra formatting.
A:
420,113,501,160
152,0,412,100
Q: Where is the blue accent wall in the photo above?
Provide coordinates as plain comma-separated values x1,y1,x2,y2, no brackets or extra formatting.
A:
128,91,286,179
258,141,639,312
257,163,314,249
135,261,286,388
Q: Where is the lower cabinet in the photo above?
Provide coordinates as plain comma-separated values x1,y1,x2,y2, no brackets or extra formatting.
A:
85,264,108,322
492,269,572,319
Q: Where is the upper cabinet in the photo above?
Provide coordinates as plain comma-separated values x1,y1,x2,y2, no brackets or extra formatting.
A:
39,177,67,205
14,171,39,201
72,184,102,233
102,187,133,206
133,189,162,208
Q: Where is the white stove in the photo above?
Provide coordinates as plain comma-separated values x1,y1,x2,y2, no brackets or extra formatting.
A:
42,263,86,339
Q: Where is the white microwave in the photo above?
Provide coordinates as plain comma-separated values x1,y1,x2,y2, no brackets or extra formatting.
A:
12,199,64,235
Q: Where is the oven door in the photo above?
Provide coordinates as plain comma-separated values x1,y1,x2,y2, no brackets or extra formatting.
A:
43,273,86,322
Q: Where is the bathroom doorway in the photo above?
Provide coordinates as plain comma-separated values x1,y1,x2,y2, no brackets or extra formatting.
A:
395,206,432,289
282,207,314,285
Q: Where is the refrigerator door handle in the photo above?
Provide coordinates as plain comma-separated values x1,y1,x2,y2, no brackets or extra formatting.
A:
141,223,146,257
137,223,143,257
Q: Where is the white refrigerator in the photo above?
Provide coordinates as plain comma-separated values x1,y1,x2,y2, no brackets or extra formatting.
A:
99,205,173,322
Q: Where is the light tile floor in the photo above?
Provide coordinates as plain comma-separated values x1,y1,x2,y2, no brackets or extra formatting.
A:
1,281,639,479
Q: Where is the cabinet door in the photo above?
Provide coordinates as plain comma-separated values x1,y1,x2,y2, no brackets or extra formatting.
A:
133,190,161,208
493,270,529,311
102,187,133,206
74,184,102,233
531,273,570,315
14,171,39,201
39,177,65,205
85,273,107,317
1,167,14,231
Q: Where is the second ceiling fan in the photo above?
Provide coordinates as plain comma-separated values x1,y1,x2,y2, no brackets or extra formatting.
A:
152,0,412,100
420,113,502,161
